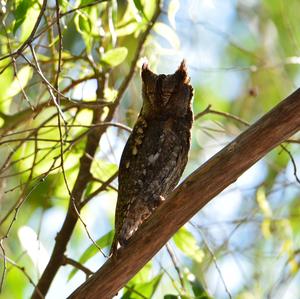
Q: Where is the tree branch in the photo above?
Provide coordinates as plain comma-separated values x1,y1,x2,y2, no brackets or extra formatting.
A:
68,88,300,299
30,1,162,297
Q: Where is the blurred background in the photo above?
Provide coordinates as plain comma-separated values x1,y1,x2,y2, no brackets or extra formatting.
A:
0,0,300,298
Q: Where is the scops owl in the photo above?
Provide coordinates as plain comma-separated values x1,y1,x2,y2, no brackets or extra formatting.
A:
110,60,193,256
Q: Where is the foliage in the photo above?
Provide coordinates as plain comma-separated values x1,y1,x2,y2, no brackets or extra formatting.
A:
0,0,299,298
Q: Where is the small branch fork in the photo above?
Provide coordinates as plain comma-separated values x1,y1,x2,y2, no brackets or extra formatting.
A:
62,256,94,279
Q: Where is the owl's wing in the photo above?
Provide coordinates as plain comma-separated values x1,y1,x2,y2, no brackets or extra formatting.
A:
114,117,190,247
119,118,190,205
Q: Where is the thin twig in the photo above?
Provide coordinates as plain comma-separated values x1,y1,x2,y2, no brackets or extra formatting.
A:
0,251,44,298
280,145,300,185
62,256,94,278
60,0,108,17
196,104,300,185
195,104,249,126
71,201,107,258
191,223,232,299
1,20,35,110
0,0,48,62
80,171,118,208
165,243,186,291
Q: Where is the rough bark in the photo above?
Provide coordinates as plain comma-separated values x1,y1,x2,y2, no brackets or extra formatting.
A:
68,88,300,299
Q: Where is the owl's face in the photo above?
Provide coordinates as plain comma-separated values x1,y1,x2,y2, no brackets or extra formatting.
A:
141,61,193,118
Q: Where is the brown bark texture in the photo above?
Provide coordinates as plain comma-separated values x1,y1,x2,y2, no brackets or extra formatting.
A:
68,89,300,299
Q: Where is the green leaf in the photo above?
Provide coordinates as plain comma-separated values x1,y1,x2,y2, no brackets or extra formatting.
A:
4,267,27,298
173,227,204,263
13,0,35,34
101,47,128,67
123,272,163,298
74,13,92,34
133,0,143,13
132,0,148,20
68,230,114,281
5,65,33,98
81,0,99,5
128,261,152,285
90,160,118,182
190,278,212,299
0,65,13,107
164,296,179,299
74,13,93,52
154,23,180,49
168,0,180,29
116,22,140,37
17,3,40,43
256,187,272,217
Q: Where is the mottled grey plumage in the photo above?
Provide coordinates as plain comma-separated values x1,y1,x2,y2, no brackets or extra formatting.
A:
110,61,193,256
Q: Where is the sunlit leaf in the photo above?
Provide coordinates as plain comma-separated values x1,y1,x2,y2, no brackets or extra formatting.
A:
18,226,49,273
261,219,271,238
90,160,118,181
4,268,26,298
5,65,32,98
13,0,35,34
288,258,299,275
101,47,128,67
128,261,152,285
123,272,163,298
116,22,140,37
17,3,40,43
281,239,293,254
74,11,92,35
132,0,143,14
173,227,204,263
74,13,93,52
256,187,272,217
168,0,180,29
132,0,148,20
68,230,114,281
6,65,32,98
0,66,13,105
104,87,118,102
154,22,180,49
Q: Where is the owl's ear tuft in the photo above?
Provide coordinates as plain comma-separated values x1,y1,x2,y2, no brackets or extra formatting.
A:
178,60,187,72
142,62,149,71
141,64,157,83
175,60,190,84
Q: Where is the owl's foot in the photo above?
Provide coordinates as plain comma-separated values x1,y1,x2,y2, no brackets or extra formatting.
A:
109,235,120,258
159,195,165,202
153,195,165,208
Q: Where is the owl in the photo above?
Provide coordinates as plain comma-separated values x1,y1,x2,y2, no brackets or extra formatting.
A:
110,60,193,256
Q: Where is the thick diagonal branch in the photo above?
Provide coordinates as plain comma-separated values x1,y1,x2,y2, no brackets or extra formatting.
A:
69,88,300,299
